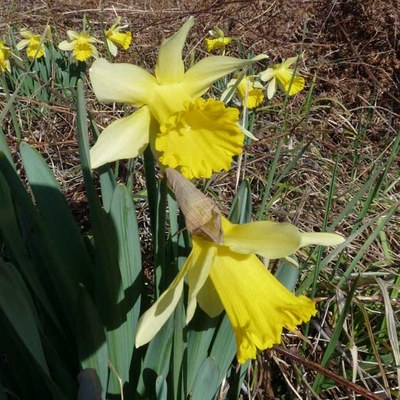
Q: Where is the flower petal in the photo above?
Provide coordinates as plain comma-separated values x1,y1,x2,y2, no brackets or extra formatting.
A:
16,39,29,50
186,238,217,323
58,40,74,51
135,257,190,347
210,248,316,363
67,30,80,40
300,232,344,247
282,56,299,68
154,16,194,84
267,77,276,99
222,218,302,259
90,106,151,169
183,54,267,99
106,38,118,57
89,58,156,106
259,67,275,82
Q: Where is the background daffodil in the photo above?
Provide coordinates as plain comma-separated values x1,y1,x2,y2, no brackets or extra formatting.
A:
58,30,99,62
0,40,11,73
105,17,132,56
205,27,232,52
89,17,266,179
223,75,265,109
260,56,305,99
135,169,345,364
16,28,49,59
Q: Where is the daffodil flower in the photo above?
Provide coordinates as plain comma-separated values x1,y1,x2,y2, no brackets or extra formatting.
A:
135,169,345,363
89,17,266,179
16,27,50,60
58,30,99,62
105,17,132,56
260,56,305,99
223,75,264,109
205,27,232,52
0,40,11,73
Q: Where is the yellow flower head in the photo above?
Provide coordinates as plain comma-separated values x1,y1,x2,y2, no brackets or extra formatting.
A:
0,40,11,73
134,169,345,363
89,17,266,179
260,56,305,99
105,17,132,57
224,76,264,109
16,27,50,60
205,27,232,52
58,30,99,62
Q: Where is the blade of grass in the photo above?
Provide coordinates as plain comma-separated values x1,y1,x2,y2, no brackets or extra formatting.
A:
312,277,359,393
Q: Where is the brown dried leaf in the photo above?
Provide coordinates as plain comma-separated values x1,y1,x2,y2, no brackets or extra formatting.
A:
165,168,223,245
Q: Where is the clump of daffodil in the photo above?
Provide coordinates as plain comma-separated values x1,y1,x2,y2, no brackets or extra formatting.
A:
0,40,11,73
260,56,305,99
16,27,51,60
135,169,345,364
58,30,99,62
89,17,266,179
223,75,265,109
105,17,132,57
205,27,232,52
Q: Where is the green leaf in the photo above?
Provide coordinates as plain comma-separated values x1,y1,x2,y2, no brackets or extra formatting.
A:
137,318,174,398
20,141,94,293
0,157,62,333
77,284,108,399
0,259,49,376
155,376,168,400
106,184,142,394
274,257,300,291
191,357,220,400
229,179,252,224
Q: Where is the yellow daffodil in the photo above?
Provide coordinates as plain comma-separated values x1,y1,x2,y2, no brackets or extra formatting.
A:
16,27,50,59
0,40,11,73
58,30,99,62
135,169,345,363
223,76,264,109
205,27,232,52
105,17,132,56
260,56,305,99
89,17,266,179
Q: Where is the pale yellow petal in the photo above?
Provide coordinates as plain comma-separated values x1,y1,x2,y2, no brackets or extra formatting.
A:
300,232,344,248
135,256,191,347
210,248,316,363
186,238,217,323
106,38,118,57
267,77,276,99
58,40,74,51
20,29,34,39
282,56,299,69
67,30,80,40
222,217,302,260
90,106,151,169
16,39,29,51
183,54,267,99
259,67,275,82
155,16,194,84
89,58,156,106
